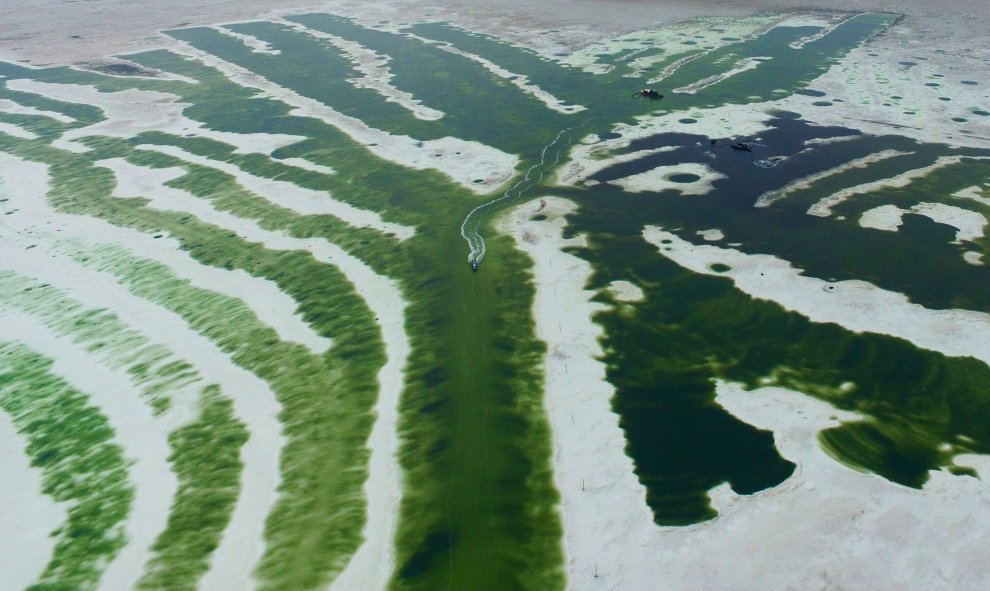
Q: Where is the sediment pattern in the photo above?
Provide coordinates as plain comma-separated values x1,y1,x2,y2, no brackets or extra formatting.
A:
1,8,989,591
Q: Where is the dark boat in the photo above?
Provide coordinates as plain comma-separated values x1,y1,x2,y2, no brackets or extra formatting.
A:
730,142,752,152
471,259,478,271
632,88,664,100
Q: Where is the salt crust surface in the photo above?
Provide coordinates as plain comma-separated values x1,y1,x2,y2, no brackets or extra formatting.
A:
131,145,415,239
606,280,644,302
0,98,76,122
954,185,990,207
0,153,285,590
407,33,585,114
806,155,989,217
8,79,303,155
0,309,178,590
753,148,911,209
860,202,988,243
697,228,725,241
87,154,408,591
0,121,36,139
276,156,336,175
607,161,726,196
280,20,445,121
215,27,281,55
0,0,988,589
860,203,908,231
0,412,66,590
505,197,990,590
169,42,519,195
642,226,990,367
555,145,679,187
673,56,770,95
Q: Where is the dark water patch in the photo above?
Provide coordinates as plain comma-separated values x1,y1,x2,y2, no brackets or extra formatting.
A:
570,207,990,522
399,530,454,579
939,97,951,101
898,61,916,67
89,62,159,77
795,88,827,97
678,118,697,124
953,117,968,123
668,173,701,183
821,421,944,488
961,80,979,85
812,101,833,106
590,116,857,186
925,82,940,87
972,109,990,116
770,109,802,119
569,174,984,506
601,132,622,140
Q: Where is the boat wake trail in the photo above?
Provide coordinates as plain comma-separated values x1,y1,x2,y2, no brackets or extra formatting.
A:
460,127,574,262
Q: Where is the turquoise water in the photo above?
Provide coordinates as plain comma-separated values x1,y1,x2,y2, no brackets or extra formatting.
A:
1,9,989,590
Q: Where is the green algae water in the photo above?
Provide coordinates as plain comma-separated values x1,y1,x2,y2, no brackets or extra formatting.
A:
2,8,989,591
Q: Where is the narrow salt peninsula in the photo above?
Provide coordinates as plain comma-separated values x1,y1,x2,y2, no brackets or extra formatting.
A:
642,226,990,365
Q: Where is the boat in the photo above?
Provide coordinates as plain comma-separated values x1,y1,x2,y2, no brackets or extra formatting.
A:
471,259,478,271
632,88,664,100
